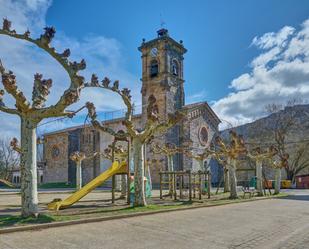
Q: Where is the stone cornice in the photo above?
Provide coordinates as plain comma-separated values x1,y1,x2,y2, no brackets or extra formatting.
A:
138,36,187,54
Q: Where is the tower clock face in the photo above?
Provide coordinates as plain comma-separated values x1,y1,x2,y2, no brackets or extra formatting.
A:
150,47,158,57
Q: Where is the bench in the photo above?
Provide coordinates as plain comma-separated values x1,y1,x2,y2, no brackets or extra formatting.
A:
242,187,257,198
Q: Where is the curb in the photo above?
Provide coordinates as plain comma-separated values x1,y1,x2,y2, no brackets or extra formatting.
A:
0,196,282,234
0,189,111,195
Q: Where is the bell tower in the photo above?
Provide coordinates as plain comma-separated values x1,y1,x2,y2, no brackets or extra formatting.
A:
138,29,187,121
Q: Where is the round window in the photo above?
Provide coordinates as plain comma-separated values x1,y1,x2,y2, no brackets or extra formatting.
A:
51,145,60,159
199,126,209,146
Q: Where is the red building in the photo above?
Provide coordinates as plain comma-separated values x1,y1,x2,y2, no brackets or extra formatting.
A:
295,175,309,189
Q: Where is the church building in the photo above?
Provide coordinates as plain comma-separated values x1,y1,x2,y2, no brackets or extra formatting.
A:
43,29,221,187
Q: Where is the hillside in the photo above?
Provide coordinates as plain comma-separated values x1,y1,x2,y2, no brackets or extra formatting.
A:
219,104,309,179
221,104,309,141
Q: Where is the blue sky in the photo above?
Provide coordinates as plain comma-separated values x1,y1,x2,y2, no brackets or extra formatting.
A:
1,0,309,137
46,0,309,101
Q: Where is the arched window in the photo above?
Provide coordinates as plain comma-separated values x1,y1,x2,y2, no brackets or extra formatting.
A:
198,126,209,146
150,60,159,77
172,60,179,76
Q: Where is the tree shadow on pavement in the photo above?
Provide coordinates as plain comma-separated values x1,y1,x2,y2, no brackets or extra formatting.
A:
277,194,309,201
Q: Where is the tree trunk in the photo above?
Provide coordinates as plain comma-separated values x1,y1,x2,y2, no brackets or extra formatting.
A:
132,138,147,206
199,160,204,171
20,117,38,217
223,168,230,192
167,155,174,195
256,160,264,196
274,168,281,194
203,160,211,194
229,159,238,199
120,174,127,198
146,161,152,189
76,161,82,190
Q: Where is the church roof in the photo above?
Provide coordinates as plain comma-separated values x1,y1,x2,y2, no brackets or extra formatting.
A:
43,114,142,137
44,101,221,136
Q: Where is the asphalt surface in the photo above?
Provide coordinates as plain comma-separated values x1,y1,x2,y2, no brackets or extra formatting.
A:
1,190,309,249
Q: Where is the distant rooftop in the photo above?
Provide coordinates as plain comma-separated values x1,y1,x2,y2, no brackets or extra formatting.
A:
44,102,221,137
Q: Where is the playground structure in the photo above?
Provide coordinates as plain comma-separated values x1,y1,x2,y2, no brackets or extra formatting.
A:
151,143,180,195
48,161,128,211
159,170,211,201
48,136,131,211
109,135,131,204
0,178,15,188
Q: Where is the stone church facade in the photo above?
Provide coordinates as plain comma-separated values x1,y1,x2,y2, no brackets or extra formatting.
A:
43,29,221,187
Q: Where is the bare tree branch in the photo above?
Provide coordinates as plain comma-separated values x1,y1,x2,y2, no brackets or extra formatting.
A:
0,20,87,118
0,137,19,179
85,101,129,139
0,61,30,112
32,73,53,109
10,137,22,154
85,75,136,136
151,143,180,156
0,88,19,115
143,111,185,141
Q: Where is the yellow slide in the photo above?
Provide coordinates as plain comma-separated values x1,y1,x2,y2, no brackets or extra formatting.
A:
0,179,15,188
48,161,127,211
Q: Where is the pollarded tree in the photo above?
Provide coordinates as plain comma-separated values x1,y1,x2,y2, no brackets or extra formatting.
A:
151,143,179,173
214,155,230,193
0,19,94,217
85,82,184,206
183,149,212,172
70,151,99,190
151,142,180,195
215,131,247,199
268,152,289,194
247,146,277,196
183,149,213,193
70,144,127,190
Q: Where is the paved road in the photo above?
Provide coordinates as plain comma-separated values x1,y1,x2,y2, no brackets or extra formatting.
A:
1,190,309,249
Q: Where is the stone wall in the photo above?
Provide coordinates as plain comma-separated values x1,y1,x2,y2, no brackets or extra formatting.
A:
44,132,69,183
79,127,100,185
182,105,218,172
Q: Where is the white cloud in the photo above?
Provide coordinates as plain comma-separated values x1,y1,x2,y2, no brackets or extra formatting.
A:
251,26,295,50
0,0,139,138
213,18,309,129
